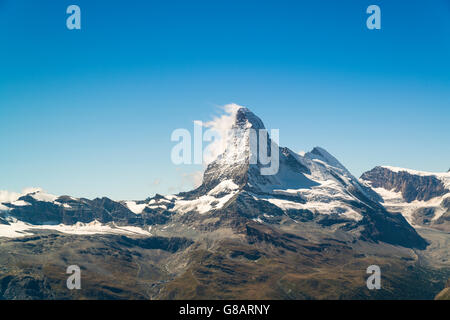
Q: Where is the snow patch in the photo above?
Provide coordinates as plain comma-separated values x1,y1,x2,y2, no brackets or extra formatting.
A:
172,192,236,214
0,219,151,238
125,201,147,214
381,166,450,189
253,194,363,221
372,187,447,225
29,190,58,202
0,220,33,238
208,180,239,196
11,200,30,207
0,188,58,205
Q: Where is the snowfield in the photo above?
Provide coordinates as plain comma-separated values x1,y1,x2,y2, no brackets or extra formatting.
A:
0,218,151,238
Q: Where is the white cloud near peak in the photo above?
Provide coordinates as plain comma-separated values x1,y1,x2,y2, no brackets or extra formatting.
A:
202,103,243,165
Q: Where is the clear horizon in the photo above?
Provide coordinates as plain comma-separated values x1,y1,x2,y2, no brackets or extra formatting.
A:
1,0,449,200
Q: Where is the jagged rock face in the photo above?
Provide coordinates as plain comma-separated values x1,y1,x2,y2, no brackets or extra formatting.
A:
361,166,448,202
188,108,270,197
2,107,448,300
0,275,53,300
0,107,429,249
171,108,428,249
358,206,428,249
0,193,172,227
361,166,450,232
188,108,316,197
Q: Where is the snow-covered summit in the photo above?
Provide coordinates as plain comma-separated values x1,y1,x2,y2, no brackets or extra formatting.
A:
0,106,429,249
0,188,60,210
163,107,390,223
379,166,450,189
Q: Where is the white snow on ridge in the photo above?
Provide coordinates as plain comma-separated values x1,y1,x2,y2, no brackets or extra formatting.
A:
125,201,148,214
148,204,168,210
255,196,363,221
305,147,350,174
372,187,448,225
242,145,370,222
172,191,236,215
11,200,30,207
163,195,179,200
381,166,450,177
0,188,58,206
0,220,34,238
54,202,72,209
149,198,171,205
381,166,450,189
208,180,239,196
29,190,58,202
0,219,151,238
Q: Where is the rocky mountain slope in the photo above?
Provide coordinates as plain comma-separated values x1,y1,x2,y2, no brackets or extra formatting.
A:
120,107,428,249
1,108,427,249
361,166,450,232
1,106,448,299
435,279,450,300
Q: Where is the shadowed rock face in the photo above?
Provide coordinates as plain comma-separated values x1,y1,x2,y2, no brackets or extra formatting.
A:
0,108,429,250
361,166,450,232
2,195,172,227
361,166,448,202
1,108,448,300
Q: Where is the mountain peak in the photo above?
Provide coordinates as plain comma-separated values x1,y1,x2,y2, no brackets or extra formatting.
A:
234,107,266,130
308,147,347,171
1,106,429,251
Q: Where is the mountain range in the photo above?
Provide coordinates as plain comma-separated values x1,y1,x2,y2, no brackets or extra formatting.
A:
0,107,449,299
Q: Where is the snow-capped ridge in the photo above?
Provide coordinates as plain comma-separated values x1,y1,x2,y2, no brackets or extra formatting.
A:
170,107,383,223
0,218,151,238
380,166,450,189
0,187,58,205
381,165,450,177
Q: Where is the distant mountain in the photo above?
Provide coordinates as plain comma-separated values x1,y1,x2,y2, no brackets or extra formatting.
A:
0,108,427,249
135,107,426,249
2,107,449,300
361,166,450,232
0,189,171,237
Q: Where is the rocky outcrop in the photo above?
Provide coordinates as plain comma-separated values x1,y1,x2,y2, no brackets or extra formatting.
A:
0,108,429,250
171,108,428,249
361,166,448,202
2,195,173,227
361,166,450,232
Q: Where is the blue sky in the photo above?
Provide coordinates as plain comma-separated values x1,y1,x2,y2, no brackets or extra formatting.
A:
0,0,449,200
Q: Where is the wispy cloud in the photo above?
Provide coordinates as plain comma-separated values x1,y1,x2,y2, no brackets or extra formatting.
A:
0,187,44,203
202,103,242,165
